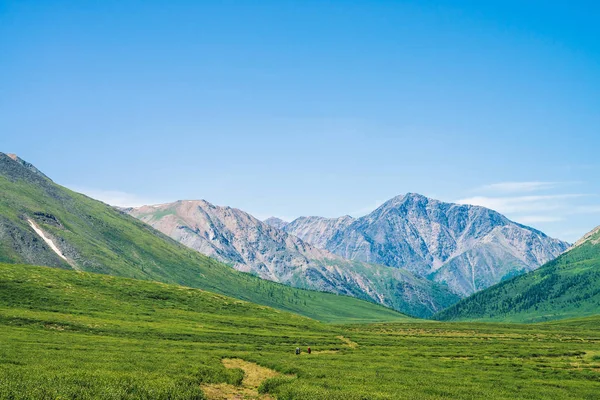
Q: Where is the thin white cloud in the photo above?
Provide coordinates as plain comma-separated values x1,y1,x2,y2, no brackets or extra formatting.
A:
67,186,167,207
569,205,600,214
456,194,585,214
459,181,598,242
557,229,595,243
515,215,564,224
478,181,560,194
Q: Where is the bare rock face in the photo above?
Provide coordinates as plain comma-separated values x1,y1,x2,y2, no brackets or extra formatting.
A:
283,215,355,249
128,200,460,317
283,193,570,296
132,200,330,282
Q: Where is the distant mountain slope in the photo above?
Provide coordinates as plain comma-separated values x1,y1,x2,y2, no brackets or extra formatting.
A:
263,217,288,230
434,226,600,323
0,152,408,323
127,201,459,317
283,193,569,296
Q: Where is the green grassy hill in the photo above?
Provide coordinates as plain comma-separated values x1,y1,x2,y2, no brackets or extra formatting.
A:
434,226,600,323
2,263,600,399
0,153,406,323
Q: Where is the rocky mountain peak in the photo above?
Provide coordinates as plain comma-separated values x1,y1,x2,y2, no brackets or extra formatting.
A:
403,192,429,201
374,193,440,215
284,193,570,297
263,217,289,230
381,192,424,206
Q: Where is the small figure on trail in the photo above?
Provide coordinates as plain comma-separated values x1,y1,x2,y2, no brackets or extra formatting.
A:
295,347,300,355
307,347,311,354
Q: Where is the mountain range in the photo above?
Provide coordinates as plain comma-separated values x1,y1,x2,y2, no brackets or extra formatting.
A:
3,151,595,324
0,152,406,322
126,200,459,317
275,194,570,296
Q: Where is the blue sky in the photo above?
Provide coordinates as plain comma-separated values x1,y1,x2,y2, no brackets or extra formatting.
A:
1,1,599,242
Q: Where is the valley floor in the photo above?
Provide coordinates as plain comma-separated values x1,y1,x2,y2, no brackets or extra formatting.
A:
1,265,599,399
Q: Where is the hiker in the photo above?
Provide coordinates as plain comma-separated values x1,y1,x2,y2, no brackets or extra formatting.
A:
307,346,311,354
295,347,300,355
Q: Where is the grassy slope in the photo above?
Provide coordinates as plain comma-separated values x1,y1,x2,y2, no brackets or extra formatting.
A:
0,154,406,323
1,263,600,399
319,258,460,317
434,229,600,323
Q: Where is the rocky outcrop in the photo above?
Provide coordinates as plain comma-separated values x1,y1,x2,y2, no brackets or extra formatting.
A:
6,153,51,180
128,200,460,317
283,193,569,297
571,225,600,248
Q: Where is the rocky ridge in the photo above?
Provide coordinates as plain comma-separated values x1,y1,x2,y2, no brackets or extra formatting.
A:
127,200,460,317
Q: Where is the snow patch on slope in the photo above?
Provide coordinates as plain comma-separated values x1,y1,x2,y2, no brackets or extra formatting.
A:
27,218,76,269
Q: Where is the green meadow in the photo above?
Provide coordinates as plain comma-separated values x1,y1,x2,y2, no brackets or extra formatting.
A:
1,263,599,399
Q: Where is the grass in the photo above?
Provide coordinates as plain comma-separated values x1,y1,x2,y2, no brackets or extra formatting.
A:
1,263,599,399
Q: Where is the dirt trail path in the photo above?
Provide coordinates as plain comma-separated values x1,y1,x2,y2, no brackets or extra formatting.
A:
337,335,358,348
201,358,281,400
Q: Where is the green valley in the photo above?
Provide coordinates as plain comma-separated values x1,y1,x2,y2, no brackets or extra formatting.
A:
1,263,599,399
1,154,599,399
